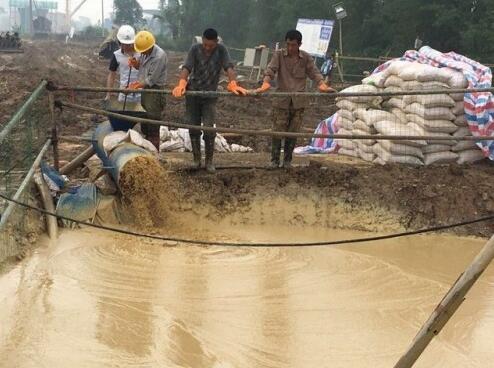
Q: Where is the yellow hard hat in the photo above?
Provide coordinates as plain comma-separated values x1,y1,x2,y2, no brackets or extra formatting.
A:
134,31,156,53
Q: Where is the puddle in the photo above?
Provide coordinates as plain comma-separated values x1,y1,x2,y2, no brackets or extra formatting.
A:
0,226,493,367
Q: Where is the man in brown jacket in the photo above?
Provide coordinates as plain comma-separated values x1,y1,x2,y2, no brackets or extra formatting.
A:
256,30,335,168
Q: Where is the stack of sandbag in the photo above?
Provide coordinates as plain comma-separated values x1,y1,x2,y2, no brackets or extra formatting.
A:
335,84,383,159
374,61,484,165
372,119,427,166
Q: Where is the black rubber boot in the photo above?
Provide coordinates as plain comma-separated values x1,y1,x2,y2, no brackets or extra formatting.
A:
283,139,297,169
191,136,202,169
270,138,282,169
205,137,216,173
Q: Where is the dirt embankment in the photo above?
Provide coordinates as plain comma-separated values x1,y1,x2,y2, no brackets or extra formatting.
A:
157,154,494,238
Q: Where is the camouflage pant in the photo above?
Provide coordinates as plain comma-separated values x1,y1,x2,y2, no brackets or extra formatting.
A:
271,106,305,165
272,106,305,134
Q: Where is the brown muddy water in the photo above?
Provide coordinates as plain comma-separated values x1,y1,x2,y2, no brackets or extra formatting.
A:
1,225,494,368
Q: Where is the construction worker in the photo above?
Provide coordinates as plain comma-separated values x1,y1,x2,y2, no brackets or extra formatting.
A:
172,28,248,173
105,25,140,104
128,30,168,151
256,30,335,169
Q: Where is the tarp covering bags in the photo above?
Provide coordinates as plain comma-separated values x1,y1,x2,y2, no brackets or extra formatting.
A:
294,114,340,155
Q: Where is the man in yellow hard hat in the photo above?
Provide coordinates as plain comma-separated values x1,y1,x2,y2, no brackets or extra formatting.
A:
128,30,168,151
171,28,248,173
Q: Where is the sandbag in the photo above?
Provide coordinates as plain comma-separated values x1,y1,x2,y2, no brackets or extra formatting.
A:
402,80,450,91
338,84,383,104
338,109,355,121
362,72,386,88
405,103,456,121
373,144,423,165
335,139,355,150
403,94,455,108
355,109,396,125
398,63,426,81
457,149,484,164
406,114,458,133
382,98,407,110
385,60,414,76
384,75,404,88
378,140,424,159
452,101,464,116
398,63,455,84
424,151,458,165
384,86,402,94
357,149,376,162
336,100,368,111
339,117,354,130
373,157,387,166
389,108,408,124
453,127,471,138
451,93,465,101
338,128,353,136
452,140,477,152
353,119,376,134
407,123,457,145
374,121,427,147
441,68,468,88
422,144,452,154
352,129,376,146
399,63,443,82
354,140,375,154
454,115,467,126
338,148,359,158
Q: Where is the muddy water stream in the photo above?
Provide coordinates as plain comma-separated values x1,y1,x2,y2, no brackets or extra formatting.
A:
1,225,494,368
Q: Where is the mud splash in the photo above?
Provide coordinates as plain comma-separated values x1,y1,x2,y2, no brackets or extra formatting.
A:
118,156,175,228
1,226,494,368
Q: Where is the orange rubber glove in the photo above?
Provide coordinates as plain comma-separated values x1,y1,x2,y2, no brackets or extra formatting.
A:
129,81,144,90
255,81,271,93
172,79,187,98
318,81,335,93
128,57,140,69
227,80,248,96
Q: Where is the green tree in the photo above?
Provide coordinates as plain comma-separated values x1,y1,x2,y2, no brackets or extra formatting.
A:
154,0,494,64
113,0,144,28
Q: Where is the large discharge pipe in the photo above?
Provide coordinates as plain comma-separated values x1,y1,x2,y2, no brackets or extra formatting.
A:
92,121,155,188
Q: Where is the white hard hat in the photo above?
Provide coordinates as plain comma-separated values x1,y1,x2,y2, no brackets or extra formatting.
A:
117,25,136,44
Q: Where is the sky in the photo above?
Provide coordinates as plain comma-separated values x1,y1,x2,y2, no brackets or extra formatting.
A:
66,0,159,24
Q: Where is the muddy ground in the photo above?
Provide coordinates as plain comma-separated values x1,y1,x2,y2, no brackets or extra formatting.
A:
0,40,334,151
2,40,494,242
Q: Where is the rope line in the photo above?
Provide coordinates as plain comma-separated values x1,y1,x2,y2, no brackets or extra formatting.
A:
59,101,494,142
0,192,492,247
48,82,494,98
